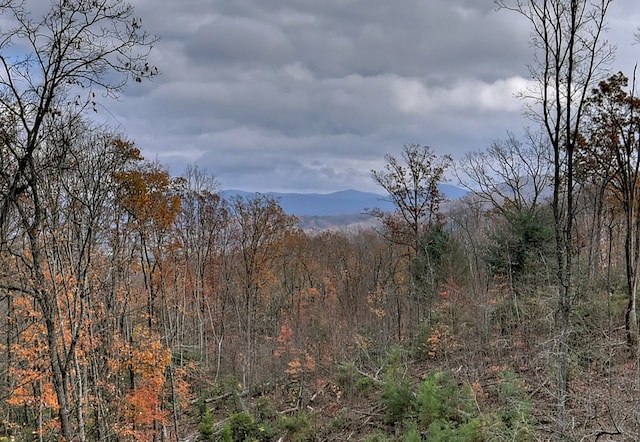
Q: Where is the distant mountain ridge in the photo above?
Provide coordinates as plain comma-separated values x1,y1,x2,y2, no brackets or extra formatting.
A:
222,184,467,217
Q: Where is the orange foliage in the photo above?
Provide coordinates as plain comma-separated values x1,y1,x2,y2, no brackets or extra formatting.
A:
8,297,53,409
7,378,58,409
274,322,316,382
277,323,294,344
116,382,168,441
424,325,460,359
125,383,166,426
274,323,294,358
115,161,181,231
284,353,316,380
172,364,196,410
111,326,171,390
110,326,172,440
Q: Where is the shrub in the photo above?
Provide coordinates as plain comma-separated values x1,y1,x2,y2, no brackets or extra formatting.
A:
381,379,415,424
415,371,474,427
279,413,317,442
484,369,533,441
424,417,483,442
198,405,215,441
411,371,483,441
402,420,421,442
336,362,360,394
218,412,274,442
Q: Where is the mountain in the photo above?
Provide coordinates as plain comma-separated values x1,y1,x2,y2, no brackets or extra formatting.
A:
222,189,392,216
439,183,469,200
221,184,468,217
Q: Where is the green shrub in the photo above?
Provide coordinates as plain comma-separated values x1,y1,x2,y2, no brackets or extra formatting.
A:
411,371,483,441
484,369,533,441
198,405,215,441
336,362,360,394
381,379,415,424
402,420,421,442
356,375,376,394
254,396,278,422
279,413,316,441
416,371,475,427
425,417,483,442
218,412,274,442
223,413,254,442
222,375,243,394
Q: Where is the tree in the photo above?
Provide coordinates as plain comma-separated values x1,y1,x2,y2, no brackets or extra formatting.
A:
371,144,452,254
0,1,156,439
370,144,452,335
485,208,555,285
174,165,229,377
0,0,157,230
1,121,151,440
228,194,299,390
115,160,182,330
457,132,555,338
496,0,614,438
457,131,553,215
584,71,640,349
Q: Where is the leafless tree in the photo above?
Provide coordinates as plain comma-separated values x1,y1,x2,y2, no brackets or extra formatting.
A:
456,130,553,215
370,144,452,253
496,0,614,439
0,1,156,439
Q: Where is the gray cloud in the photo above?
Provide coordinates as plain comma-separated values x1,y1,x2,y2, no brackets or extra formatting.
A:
97,0,639,193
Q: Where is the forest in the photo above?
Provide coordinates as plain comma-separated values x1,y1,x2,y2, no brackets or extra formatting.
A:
0,0,639,441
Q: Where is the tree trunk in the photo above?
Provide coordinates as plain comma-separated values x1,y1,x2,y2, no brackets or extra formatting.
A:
626,285,638,351
42,300,74,441
624,202,639,352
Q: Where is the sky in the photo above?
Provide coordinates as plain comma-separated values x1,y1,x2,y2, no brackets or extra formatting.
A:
99,0,640,194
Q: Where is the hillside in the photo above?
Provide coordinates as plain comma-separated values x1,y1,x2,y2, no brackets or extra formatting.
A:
222,184,467,217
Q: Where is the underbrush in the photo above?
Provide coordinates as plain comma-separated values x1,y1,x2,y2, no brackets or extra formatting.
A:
195,349,534,441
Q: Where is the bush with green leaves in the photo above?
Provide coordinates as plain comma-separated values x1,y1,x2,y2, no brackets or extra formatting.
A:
379,348,415,424
485,208,555,284
218,412,274,442
279,413,317,442
381,378,415,424
364,344,537,441
362,431,393,442
411,371,483,441
254,396,278,422
198,400,215,442
336,362,361,394
379,367,484,439
402,420,421,442
483,369,533,441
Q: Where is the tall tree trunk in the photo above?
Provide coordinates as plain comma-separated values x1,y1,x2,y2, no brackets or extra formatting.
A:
41,297,74,441
626,211,639,351
627,289,638,350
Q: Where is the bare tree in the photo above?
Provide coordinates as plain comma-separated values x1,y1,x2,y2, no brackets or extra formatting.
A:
457,131,555,340
370,144,452,253
0,1,156,439
496,0,614,438
175,165,229,378
228,194,299,391
457,130,553,215
370,144,452,334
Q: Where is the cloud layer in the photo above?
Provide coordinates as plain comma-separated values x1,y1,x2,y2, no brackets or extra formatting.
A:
99,0,639,193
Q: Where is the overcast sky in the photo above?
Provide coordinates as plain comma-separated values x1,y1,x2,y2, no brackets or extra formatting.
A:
100,0,640,193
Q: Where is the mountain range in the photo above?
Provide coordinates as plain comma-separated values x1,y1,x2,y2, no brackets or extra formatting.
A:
222,184,468,217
